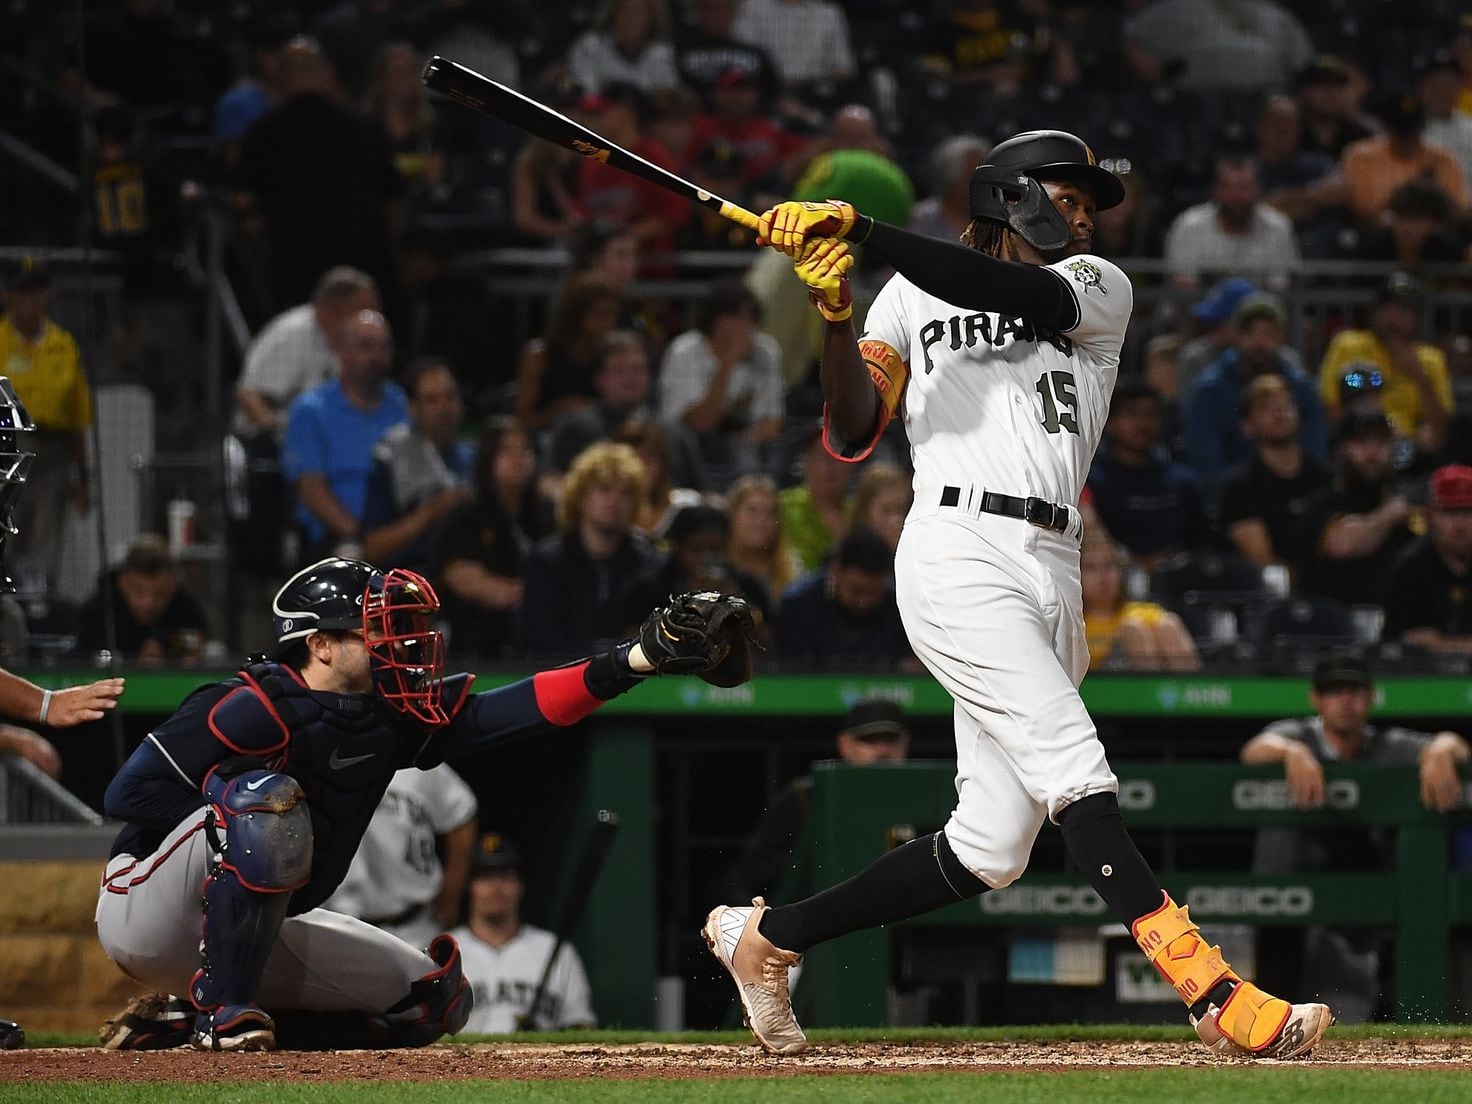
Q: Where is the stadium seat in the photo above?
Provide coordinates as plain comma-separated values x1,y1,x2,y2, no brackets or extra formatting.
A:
1253,594,1357,674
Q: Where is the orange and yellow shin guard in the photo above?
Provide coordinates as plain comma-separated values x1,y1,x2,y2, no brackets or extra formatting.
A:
1130,893,1291,1053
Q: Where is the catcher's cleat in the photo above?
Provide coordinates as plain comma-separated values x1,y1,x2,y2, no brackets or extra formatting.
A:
99,993,194,1050
1190,983,1334,1060
191,1003,276,1052
702,896,808,1055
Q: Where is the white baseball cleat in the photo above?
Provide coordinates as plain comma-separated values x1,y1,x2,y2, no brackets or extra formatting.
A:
1191,986,1333,1060
702,896,808,1055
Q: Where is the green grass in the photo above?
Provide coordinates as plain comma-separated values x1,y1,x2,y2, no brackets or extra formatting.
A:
5,1071,1472,1104
23,1021,1472,1048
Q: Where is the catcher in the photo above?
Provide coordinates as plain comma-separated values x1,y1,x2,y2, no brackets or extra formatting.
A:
97,559,754,1052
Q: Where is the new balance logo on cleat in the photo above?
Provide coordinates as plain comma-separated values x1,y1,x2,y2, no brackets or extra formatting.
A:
702,897,808,1056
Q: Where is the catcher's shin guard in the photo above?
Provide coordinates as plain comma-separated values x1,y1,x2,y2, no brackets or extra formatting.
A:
191,771,312,1018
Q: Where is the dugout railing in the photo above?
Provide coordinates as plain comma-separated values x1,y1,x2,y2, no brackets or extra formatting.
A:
791,760,1472,1026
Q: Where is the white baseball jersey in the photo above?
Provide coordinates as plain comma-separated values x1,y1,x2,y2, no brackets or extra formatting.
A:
323,763,478,934
844,252,1133,887
853,253,1132,508
452,923,596,1032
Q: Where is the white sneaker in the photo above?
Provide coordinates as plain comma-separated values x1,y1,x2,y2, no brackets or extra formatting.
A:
1191,987,1333,1059
702,897,808,1055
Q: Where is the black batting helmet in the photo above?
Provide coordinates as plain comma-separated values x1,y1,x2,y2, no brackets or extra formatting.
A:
969,129,1124,255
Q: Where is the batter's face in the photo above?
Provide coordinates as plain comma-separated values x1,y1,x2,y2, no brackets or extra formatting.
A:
1039,180,1097,257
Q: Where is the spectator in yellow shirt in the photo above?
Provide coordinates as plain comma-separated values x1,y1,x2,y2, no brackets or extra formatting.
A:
1317,272,1452,454
0,258,92,586
1082,535,1198,671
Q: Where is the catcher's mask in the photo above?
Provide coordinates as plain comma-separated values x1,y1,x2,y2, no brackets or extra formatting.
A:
364,568,447,726
272,558,446,724
968,129,1124,257
0,378,36,594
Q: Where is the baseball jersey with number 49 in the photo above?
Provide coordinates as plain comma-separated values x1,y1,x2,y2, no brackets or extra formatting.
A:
853,254,1132,506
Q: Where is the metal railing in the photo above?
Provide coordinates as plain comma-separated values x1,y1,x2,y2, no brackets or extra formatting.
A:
0,754,105,825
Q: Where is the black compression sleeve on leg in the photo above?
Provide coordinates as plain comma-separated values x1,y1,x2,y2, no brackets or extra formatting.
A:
1056,792,1165,925
1060,793,1239,1018
757,831,988,954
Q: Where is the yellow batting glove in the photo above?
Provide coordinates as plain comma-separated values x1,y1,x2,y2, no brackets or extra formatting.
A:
794,237,854,322
758,200,858,258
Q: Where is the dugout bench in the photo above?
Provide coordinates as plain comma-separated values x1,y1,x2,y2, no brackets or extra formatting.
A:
792,761,1472,1025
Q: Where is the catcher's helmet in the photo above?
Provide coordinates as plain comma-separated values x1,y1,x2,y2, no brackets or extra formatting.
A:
969,129,1124,255
0,378,35,594
272,557,377,646
272,557,448,725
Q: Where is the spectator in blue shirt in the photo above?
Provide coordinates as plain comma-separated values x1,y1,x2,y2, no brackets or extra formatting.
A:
1182,293,1328,490
1087,381,1210,571
361,357,474,573
282,309,409,563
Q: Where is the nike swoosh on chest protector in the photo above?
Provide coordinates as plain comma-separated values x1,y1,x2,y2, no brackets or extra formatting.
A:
329,749,376,770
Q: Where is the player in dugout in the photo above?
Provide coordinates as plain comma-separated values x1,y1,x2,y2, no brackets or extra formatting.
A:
702,130,1333,1059
95,558,752,1052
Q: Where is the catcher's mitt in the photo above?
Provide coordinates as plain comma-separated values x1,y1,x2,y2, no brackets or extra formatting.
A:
638,592,759,687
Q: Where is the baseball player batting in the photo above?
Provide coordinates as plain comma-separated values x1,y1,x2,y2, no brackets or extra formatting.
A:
94,560,751,1052
702,131,1332,1059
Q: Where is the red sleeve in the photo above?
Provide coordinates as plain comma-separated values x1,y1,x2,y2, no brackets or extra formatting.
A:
531,663,605,727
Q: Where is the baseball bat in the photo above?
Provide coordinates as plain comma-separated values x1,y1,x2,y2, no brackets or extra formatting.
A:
518,809,621,1031
422,56,760,232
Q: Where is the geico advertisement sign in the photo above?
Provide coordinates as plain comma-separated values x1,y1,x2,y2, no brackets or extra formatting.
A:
982,884,1315,918
1232,779,1360,810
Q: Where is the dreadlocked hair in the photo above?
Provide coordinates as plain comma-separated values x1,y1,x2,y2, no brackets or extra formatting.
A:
960,218,1015,259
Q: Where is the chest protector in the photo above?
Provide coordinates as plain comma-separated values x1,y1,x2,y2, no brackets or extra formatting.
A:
241,662,427,913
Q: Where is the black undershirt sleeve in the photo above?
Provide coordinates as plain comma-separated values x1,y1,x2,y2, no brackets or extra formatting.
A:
857,217,1081,332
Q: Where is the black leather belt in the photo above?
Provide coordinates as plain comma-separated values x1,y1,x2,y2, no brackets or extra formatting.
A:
939,485,1071,533
362,901,428,928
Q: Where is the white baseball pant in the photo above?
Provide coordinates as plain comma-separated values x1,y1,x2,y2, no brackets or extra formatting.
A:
895,505,1118,888
95,811,436,1012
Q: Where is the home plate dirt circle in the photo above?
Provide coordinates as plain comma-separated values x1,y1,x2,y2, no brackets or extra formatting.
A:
4,1039,1472,1082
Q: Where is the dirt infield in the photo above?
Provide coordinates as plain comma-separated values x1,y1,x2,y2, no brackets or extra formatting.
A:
4,1039,1472,1082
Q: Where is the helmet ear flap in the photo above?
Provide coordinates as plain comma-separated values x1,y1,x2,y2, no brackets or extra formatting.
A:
967,167,1073,256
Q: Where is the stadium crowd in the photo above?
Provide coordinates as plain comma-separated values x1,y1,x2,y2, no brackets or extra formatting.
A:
2,0,1472,673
